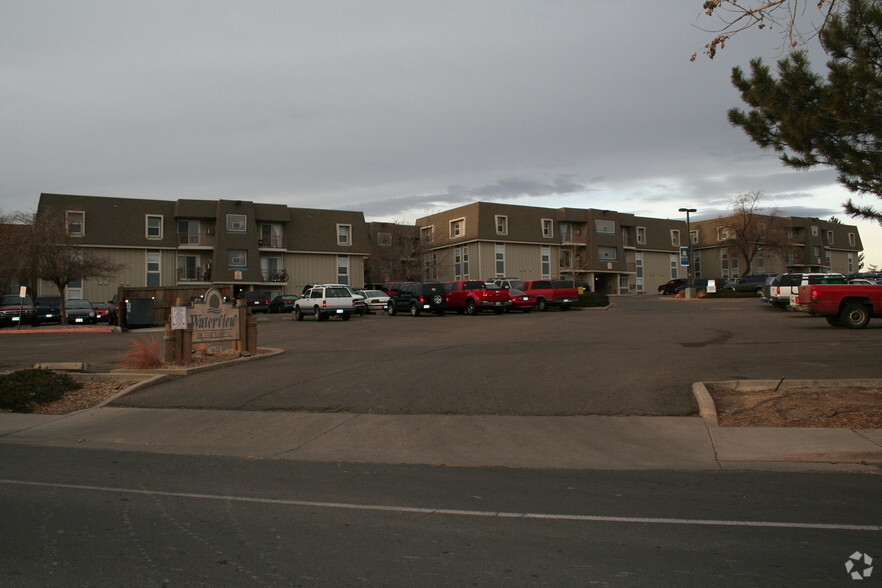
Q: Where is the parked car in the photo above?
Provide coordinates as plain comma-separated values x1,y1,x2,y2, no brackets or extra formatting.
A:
445,280,511,315
657,278,688,295
0,294,37,327
675,278,728,294
730,273,777,293
311,284,366,315
35,296,62,324
497,279,578,311
294,285,357,321
386,282,447,316
268,295,299,313
760,275,782,303
356,289,390,314
768,273,846,309
507,288,537,312
64,299,97,324
796,283,882,328
92,301,110,322
241,291,271,314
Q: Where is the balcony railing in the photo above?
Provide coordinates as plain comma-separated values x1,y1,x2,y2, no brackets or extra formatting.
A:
261,269,289,282
177,232,215,247
259,235,286,249
177,266,210,281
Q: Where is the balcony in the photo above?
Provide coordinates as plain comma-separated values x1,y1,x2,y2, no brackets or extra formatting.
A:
258,234,286,249
177,266,211,282
261,269,289,282
177,232,215,248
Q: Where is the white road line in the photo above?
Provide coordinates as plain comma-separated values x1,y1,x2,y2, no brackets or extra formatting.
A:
2,478,879,532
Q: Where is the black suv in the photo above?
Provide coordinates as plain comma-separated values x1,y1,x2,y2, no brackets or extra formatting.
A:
35,296,62,324
386,282,447,316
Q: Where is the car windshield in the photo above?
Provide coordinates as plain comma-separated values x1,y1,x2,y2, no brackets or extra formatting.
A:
326,287,351,298
1,295,30,305
509,289,527,296
66,300,92,309
37,297,60,305
360,290,385,297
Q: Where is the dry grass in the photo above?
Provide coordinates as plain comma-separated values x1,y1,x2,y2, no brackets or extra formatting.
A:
116,335,163,369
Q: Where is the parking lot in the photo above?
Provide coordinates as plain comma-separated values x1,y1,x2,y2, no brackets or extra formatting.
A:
4,295,879,416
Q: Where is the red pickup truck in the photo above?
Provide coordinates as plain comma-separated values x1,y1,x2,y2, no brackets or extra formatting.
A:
445,280,511,315
796,284,882,328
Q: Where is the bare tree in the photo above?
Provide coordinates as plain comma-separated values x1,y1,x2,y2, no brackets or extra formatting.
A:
693,0,842,59
23,208,124,322
0,211,35,291
718,191,793,277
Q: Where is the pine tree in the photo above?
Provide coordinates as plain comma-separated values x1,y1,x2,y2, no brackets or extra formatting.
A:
728,0,882,226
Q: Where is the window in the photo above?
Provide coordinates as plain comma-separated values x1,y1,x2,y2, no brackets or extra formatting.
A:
757,248,765,272
178,220,201,245
559,223,573,242
226,214,247,232
337,224,351,246
848,232,856,247
636,226,646,245
495,215,508,235
146,250,161,287
450,218,465,238
260,223,284,248
420,225,434,243
228,249,247,268
721,248,730,278
66,278,83,299
377,232,392,246
495,243,505,276
454,246,469,279
598,246,618,262
848,253,855,273
540,246,550,278
337,256,349,284
635,251,644,293
811,225,819,237
826,230,834,244
693,249,702,277
424,252,437,281
670,230,680,247
717,227,733,241
146,215,163,239
690,230,698,244
177,254,200,281
541,219,553,238
560,249,573,269
813,246,821,259
595,219,615,234
261,256,283,281
66,211,84,236
670,253,678,279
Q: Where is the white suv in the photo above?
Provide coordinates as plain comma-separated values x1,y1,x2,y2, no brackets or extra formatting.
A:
769,273,846,310
309,284,366,315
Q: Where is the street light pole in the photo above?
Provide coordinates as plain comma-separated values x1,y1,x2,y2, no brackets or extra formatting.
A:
679,207,697,289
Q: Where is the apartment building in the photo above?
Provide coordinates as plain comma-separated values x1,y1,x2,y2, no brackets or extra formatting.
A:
35,193,370,303
415,202,689,294
691,215,863,278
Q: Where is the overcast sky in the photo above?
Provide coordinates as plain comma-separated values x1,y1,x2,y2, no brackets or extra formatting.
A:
2,0,880,266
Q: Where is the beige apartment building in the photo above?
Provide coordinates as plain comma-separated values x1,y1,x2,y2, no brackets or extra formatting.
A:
691,215,864,279
35,193,370,303
415,203,690,294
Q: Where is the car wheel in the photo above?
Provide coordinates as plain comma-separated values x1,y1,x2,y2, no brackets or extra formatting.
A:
294,307,304,321
840,303,871,329
341,312,351,321
410,302,421,317
537,298,548,311
314,307,323,321
465,300,477,315
387,302,397,316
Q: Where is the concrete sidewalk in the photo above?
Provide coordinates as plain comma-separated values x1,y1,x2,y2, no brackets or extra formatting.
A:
1,407,880,472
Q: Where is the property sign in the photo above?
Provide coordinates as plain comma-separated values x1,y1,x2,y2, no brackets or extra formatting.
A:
679,246,689,266
189,287,240,343
170,306,188,330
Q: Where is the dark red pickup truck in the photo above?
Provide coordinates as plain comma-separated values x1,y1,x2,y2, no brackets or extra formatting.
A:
796,284,882,328
445,280,511,315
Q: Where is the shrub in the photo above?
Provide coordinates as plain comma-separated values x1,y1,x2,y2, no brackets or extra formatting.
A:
117,335,163,369
0,369,81,413
576,292,609,307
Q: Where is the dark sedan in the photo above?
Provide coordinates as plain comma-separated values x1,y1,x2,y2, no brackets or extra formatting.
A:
64,299,97,324
268,295,299,313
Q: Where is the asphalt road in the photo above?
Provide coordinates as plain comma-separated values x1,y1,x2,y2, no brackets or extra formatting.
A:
1,444,879,585
2,295,881,415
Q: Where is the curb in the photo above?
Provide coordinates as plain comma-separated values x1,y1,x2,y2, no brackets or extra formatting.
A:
111,347,284,377
0,327,115,334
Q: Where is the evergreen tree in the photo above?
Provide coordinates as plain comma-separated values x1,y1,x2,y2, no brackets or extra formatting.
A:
728,0,882,226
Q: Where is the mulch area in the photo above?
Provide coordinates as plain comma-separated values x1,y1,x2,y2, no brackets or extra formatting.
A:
707,385,882,429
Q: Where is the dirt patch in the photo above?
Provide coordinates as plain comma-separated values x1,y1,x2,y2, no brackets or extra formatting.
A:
707,384,882,428
33,378,138,415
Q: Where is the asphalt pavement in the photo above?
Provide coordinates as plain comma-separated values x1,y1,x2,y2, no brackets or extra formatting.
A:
1,296,881,471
